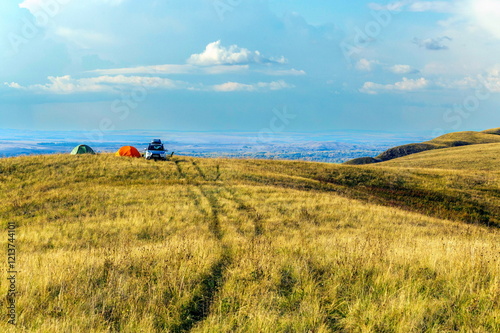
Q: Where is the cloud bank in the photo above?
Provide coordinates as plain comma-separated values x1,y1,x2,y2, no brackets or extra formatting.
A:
5,41,298,94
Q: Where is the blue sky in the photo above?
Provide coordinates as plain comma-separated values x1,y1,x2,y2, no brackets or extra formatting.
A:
1,0,500,136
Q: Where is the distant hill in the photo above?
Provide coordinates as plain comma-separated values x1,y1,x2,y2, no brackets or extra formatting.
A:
482,127,500,135
378,142,500,171
344,128,500,165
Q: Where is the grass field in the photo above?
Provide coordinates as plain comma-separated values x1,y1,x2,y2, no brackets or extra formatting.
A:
0,151,499,332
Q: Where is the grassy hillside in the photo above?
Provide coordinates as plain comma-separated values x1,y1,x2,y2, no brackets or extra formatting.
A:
430,131,500,146
345,128,500,165
0,154,499,332
379,142,500,171
482,127,500,135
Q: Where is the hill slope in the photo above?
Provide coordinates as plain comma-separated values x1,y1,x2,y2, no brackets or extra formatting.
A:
379,142,500,170
482,127,500,135
345,128,500,165
0,154,499,332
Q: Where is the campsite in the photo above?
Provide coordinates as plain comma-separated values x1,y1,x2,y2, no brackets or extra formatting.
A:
69,140,173,161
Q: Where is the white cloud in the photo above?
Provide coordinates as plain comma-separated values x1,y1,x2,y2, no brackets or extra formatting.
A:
91,64,306,77
368,1,406,11
360,77,429,94
187,40,287,66
19,0,125,15
408,1,454,13
257,68,306,76
6,76,294,94
19,0,45,13
4,82,23,89
91,64,250,75
435,77,478,90
355,59,379,72
413,36,452,50
474,66,500,92
202,65,250,75
369,1,455,13
5,75,187,94
416,66,500,92
355,60,419,74
212,80,293,92
389,64,418,74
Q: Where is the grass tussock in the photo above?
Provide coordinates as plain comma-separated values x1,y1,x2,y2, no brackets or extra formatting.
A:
0,153,499,332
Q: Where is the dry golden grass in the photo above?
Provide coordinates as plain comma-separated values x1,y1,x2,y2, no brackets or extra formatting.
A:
0,153,498,332
429,131,500,146
379,142,500,171
482,128,500,135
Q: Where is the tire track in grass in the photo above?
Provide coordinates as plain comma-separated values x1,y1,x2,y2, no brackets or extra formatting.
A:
186,186,210,218
169,246,231,333
176,160,222,240
191,160,207,181
198,186,224,241
192,160,263,237
220,186,265,237
180,159,263,239
187,160,223,240
174,160,187,180
192,159,222,182
167,187,231,332
166,161,232,332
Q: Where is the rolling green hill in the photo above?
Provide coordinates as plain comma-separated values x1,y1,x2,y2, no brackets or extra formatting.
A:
345,128,500,165
0,153,499,332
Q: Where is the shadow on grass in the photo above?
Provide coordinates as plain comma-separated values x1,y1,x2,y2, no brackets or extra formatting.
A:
164,250,232,333
238,167,499,228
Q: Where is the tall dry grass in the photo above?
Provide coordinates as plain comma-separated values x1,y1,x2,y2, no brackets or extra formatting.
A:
0,153,498,332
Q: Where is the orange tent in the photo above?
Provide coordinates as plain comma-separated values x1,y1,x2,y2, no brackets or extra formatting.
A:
115,146,141,158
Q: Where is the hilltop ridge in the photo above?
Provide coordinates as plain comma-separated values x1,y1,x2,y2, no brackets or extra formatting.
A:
344,127,500,165
379,142,500,170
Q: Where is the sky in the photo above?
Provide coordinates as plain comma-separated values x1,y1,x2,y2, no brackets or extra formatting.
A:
1,0,500,137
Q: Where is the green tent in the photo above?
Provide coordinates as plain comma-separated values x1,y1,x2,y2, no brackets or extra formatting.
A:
70,145,96,155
